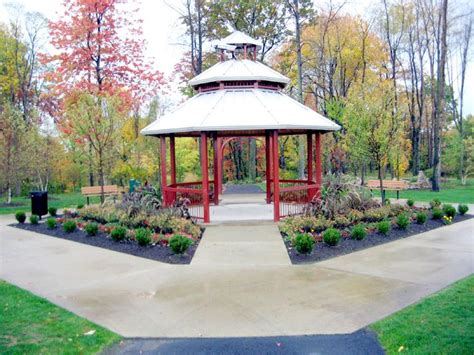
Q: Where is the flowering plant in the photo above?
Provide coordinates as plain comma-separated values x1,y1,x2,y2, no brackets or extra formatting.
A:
442,215,453,225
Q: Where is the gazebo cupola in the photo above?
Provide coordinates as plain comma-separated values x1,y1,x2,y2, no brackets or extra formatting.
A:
141,31,340,223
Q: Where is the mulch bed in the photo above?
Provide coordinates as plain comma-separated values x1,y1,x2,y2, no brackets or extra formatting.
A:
12,222,201,265
283,214,473,264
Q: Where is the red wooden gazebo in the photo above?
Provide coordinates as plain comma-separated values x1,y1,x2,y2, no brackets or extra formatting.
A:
142,31,340,222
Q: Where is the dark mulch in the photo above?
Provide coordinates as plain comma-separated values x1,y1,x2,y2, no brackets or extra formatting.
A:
223,184,263,194
283,214,473,264
12,222,200,264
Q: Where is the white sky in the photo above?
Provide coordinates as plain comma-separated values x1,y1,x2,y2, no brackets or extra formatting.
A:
1,0,473,115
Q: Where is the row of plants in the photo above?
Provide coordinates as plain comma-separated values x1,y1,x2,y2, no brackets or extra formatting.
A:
280,177,470,256
14,191,202,256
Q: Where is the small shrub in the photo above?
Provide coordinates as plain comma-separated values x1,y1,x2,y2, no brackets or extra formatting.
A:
377,220,391,235
110,226,127,241
458,204,469,216
406,199,415,207
84,222,99,236
63,220,77,233
293,233,315,254
442,204,456,218
396,213,410,230
429,198,441,209
77,204,84,210
135,228,152,246
351,224,367,240
48,207,58,216
416,212,427,224
169,234,193,254
29,214,39,225
432,208,443,220
46,217,57,229
323,228,341,246
442,215,453,225
15,211,26,223
333,215,351,228
363,206,390,222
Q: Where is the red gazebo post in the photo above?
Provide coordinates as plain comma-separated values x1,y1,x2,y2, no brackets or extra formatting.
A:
160,136,168,206
170,134,177,202
315,132,322,197
212,133,219,205
200,132,210,223
265,131,272,204
307,132,314,201
272,130,280,221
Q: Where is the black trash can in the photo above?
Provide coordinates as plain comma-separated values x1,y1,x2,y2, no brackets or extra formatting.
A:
30,191,48,218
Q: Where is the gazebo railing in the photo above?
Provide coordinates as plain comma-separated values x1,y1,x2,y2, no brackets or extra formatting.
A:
163,181,215,220
277,179,319,218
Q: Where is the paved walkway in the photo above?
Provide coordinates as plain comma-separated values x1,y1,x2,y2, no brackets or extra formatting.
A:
1,214,473,338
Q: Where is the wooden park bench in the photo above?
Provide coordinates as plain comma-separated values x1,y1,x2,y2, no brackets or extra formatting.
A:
81,185,123,204
366,180,409,199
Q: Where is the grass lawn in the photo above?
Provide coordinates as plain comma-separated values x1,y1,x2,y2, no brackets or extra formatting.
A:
0,280,121,354
0,192,98,215
371,275,474,354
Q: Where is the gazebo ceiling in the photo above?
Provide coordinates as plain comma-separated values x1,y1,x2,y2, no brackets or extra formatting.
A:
141,88,340,136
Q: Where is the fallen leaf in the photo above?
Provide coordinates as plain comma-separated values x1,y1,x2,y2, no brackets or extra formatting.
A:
398,345,404,352
83,330,96,336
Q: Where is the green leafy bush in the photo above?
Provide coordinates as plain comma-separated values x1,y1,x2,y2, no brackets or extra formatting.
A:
351,224,367,240
46,217,57,229
363,206,390,222
15,211,26,223
169,234,193,254
377,220,391,235
430,198,441,208
135,228,152,246
406,199,415,207
333,215,351,228
77,204,84,210
110,226,127,241
48,207,57,216
432,208,443,220
442,204,456,218
458,204,469,215
29,214,39,225
416,212,427,224
84,222,99,236
293,233,315,254
63,220,77,233
396,213,410,230
323,228,341,246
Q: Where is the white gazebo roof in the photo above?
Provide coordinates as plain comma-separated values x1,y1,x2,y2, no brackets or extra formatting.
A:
141,89,340,136
189,59,290,87
221,30,262,48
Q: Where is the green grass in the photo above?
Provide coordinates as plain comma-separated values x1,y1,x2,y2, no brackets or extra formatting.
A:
0,280,120,354
0,192,94,215
371,275,474,354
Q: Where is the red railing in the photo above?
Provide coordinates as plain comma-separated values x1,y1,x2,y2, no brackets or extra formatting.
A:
278,179,319,218
163,181,214,220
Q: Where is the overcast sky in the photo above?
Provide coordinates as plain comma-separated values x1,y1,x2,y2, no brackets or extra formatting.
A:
1,0,472,115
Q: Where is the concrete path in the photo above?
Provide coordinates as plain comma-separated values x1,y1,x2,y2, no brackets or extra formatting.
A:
211,194,273,221
191,223,291,266
1,215,473,338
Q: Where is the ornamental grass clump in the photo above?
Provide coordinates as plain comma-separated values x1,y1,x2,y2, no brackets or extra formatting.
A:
323,228,341,246
63,220,77,233
351,224,367,240
48,207,57,216
15,211,26,223
46,217,57,229
84,222,99,236
110,226,127,242
430,198,441,209
169,234,193,254
458,204,469,215
293,233,315,254
377,220,391,235
432,208,443,220
135,228,152,246
442,204,456,218
406,199,415,207
396,213,410,230
29,214,39,225
416,211,427,224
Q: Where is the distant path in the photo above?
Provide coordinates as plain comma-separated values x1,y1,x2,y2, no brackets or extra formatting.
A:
223,184,263,194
